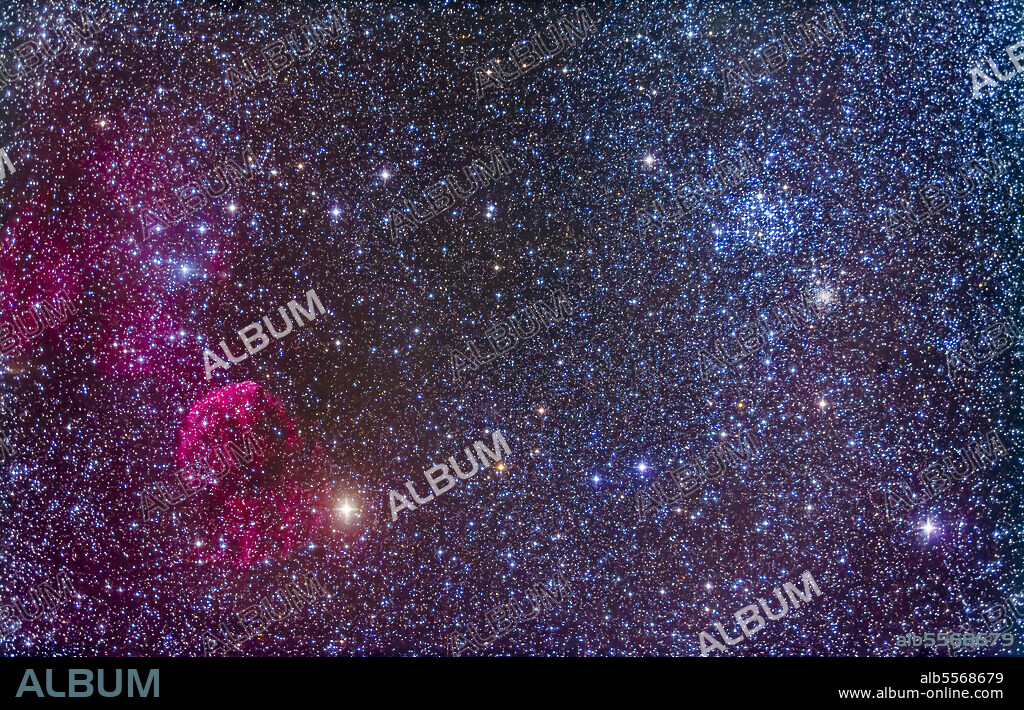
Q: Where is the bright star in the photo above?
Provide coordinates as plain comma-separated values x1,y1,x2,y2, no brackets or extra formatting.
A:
335,499,357,521
921,519,937,538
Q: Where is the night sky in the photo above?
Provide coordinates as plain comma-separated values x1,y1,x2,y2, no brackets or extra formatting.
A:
0,0,1021,657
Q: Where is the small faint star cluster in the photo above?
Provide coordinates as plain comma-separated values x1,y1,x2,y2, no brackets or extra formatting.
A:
0,0,1021,657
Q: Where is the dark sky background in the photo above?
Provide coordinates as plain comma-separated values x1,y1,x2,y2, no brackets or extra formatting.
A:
0,0,1021,656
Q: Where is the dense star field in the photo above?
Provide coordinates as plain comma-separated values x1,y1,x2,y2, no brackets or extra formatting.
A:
0,0,1022,657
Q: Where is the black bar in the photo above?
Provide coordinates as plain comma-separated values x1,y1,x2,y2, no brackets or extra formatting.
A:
0,657,1017,704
